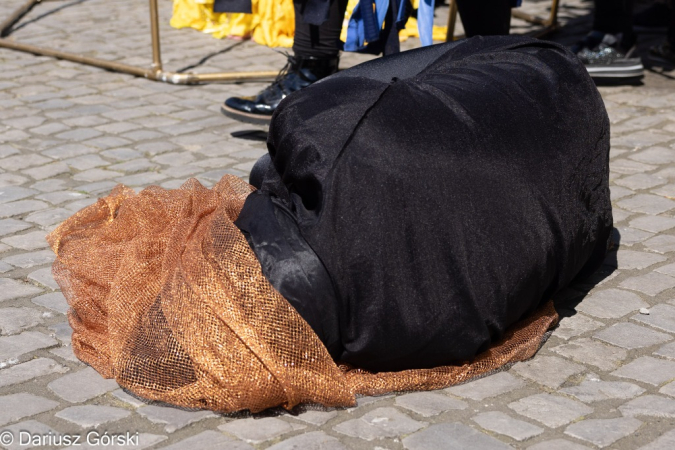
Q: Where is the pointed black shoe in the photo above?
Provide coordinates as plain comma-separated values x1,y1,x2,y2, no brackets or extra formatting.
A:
221,55,339,125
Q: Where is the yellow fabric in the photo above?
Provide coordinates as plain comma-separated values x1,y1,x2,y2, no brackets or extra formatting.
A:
171,0,447,48
171,0,294,47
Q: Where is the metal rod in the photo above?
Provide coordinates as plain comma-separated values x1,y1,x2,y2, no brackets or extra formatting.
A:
511,10,548,27
0,37,278,83
549,0,560,27
148,0,162,72
445,0,458,42
1,0,41,37
0,38,155,78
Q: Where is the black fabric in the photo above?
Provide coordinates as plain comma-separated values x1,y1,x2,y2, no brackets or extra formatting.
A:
213,0,251,14
293,0,349,58
214,0,331,25
243,36,612,372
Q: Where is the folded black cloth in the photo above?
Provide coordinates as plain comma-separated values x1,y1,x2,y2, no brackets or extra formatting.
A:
214,0,332,25
236,36,612,372
213,0,251,14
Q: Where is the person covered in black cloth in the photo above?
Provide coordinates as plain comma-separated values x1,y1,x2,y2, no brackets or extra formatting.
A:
48,36,613,412
237,35,613,371
220,0,516,124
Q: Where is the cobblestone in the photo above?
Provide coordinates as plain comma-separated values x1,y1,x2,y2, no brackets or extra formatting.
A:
159,430,253,450
0,278,43,302
593,323,673,349
629,215,675,233
55,405,131,428
0,393,59,426
551,338,627,371
1,230,49,250
472,411,543,441
615,251,667,271
632,304,675,333
560,374,645,402
639,429,675,450
0,307,43,335
266,431,343,450
564,417,642,448
0,357,68,388
219,418,305,444
333,407,426,440
2,250,55,269
31,292,69,314
527,439,592,450
292,409,337,426
619,395,675,418
445,372,525,400
136,406,216,433
402,422,510,450
508,394,593,428
645,232,675,253
512,355,585,389
660,381,675,397
552,314,604,340
611,356,675,385
655,341,675,360
395,392,467,417
47,367,119,403
0,420,59,450
0,331,57,361
618,272,675,296
0,219,32,237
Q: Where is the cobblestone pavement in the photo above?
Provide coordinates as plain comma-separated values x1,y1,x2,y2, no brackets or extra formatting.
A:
1,0,675,449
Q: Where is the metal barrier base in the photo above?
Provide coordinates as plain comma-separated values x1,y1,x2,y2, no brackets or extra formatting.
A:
0,0,278,84
0,0,560,83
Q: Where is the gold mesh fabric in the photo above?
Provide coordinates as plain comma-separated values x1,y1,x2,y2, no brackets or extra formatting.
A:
48,176,558,413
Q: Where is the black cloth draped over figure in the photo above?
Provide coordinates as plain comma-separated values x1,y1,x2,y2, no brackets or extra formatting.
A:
235,36,613,373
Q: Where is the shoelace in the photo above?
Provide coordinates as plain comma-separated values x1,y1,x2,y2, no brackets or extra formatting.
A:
260,51,297,97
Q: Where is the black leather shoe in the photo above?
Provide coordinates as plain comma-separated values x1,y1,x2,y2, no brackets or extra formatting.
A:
221,55,339,125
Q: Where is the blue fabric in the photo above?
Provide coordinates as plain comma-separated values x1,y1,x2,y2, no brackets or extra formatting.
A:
417,0,434,47
345,0,416,53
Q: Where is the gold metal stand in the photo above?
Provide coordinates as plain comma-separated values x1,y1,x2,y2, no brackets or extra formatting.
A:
446,0,560,41
0,0,278,84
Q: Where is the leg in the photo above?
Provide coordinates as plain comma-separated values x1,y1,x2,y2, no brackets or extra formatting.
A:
454,0,511,37
593,0,636,46
571,0,642,79
293,0,349,58
222,0,349,125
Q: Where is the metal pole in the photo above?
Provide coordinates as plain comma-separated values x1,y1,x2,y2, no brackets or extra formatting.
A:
148,0,162,73
0,0,304,84
445,0,458,42
548,0,560,27
1,0,41,37
0,38,155,78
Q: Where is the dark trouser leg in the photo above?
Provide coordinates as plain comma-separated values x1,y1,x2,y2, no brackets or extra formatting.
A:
293,0,350,58
669,0,675,46
593,0,636,46
455,0,512,37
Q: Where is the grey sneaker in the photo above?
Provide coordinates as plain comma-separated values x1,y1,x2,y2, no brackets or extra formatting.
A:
573,32,644,79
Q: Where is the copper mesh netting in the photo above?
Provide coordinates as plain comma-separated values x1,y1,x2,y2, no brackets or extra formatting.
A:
48,176,558,413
